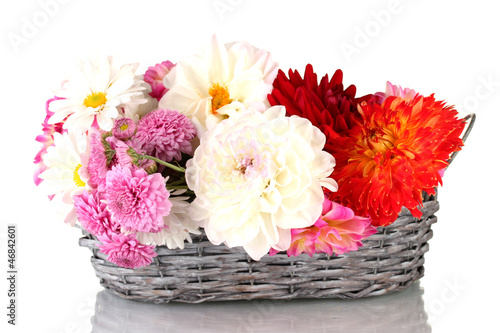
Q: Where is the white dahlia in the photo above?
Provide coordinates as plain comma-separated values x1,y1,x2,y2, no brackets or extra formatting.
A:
186,106,337,260
49,56,148,134
135,191,201,249
159,35,279,135
38,131,90,225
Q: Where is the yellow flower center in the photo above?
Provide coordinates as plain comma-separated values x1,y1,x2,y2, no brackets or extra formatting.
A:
84,92,107,109
366,126,397,153
120,123,129,131
73,164,86,187
208,83,232,114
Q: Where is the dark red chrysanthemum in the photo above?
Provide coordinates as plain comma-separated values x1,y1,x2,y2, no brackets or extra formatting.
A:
331,95,465,226
268,64,378,171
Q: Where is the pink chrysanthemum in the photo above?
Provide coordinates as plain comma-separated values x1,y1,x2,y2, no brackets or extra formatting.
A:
105,165,171,233
87,131,109,189
274,196,377,257
112,117,137,140
97,232,157,269
74,189,119,236
87,130,118,189
144,60,175,101
33,97,66,186
112,138,157,173
111,137,136,168
135,109,196,163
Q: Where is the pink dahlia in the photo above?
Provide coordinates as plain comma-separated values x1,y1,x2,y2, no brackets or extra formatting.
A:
112,117,137,140
105,165,171,233
97,233,157,269
33,97,66,186
135,109,196,163
276,196,377,257
374,81,420,102
74,189,119,236
144,60,175,101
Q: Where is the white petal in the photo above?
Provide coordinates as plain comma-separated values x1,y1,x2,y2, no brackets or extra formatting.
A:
243,231,270,261
272,227,292,251
258,213,279,245
207,34,229,83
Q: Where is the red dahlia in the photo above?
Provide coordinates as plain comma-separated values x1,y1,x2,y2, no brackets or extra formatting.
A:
332,95,465,226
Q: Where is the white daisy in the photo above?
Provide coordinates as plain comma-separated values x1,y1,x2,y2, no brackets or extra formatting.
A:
38,131,90,225
49,56,148,134
122,94,158,122
159,35,279,135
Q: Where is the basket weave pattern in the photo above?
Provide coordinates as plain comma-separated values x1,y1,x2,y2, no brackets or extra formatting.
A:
79,195,439,303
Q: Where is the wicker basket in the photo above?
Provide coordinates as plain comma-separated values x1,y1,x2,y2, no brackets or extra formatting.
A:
79,193,438,303
79,114,475,304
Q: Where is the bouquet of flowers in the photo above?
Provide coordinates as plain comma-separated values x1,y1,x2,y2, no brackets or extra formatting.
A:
33,36,467,270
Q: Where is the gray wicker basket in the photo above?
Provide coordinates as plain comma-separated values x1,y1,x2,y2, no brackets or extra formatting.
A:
79,193,439,303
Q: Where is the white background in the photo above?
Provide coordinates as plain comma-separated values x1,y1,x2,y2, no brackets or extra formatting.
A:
1,0,498,332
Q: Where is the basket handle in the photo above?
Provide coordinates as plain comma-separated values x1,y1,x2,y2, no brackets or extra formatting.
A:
447,113,476,167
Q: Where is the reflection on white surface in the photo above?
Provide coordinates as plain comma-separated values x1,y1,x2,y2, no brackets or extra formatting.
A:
91,282,431,333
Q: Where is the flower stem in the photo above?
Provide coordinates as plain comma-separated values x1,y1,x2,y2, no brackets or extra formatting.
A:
168,178,187,186
139,155,186,173
166,185,190,190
